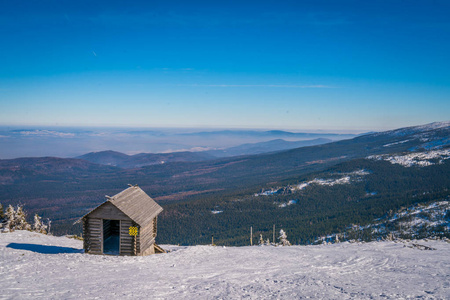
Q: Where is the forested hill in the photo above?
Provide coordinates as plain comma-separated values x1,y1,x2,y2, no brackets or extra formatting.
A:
158,148,450,245
76,150,215,169
0,121,448,238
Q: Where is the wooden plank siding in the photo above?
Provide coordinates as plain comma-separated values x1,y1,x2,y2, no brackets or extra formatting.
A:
139,217,157,255
89,202,130,221
120,220,134,256
87,218,103,254
82,218,89,252
79,186,164,256
153,217,157,238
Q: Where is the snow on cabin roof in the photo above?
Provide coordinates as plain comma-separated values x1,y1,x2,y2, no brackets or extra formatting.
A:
75,186,163,226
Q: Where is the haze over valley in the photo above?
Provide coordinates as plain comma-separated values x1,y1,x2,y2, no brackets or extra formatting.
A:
0,126,356,159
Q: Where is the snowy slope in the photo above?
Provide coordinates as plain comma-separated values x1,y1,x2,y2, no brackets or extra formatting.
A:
1,231,449,299
369,149,450,167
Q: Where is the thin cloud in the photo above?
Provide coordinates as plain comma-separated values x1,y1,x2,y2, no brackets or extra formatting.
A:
179,84,336,88
19,130,76,138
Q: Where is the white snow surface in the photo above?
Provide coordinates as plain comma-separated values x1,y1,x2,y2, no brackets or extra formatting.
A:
255,170,369,197
369,149,450,167
408,121,450,131
1,231,450,299
376,121,450,137
382,139,410,147
278,199,298,208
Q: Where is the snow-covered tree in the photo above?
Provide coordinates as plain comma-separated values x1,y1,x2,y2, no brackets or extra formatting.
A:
278,229,291,246
5,204,16,230
33,213,47,234
4,205,16,231
15,205,31,230
0,203,4,230
0,203,4,221
259,234,264,245
47,218,52,235
3,205,32,231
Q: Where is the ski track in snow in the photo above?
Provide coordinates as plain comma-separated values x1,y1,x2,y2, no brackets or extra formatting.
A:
1,231,450,299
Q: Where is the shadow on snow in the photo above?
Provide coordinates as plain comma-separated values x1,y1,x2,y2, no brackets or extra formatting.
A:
6,243,83,254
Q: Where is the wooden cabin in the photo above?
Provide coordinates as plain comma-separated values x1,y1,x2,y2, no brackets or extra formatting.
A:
75,185,165,256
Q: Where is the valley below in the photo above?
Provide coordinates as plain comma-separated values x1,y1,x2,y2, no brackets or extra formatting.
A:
0,122,449,246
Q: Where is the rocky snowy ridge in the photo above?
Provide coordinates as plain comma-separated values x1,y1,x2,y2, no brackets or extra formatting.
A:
375,121,450,137
371,121,450,151
1,230,449,299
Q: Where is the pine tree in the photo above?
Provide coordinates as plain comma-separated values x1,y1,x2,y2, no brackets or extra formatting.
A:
259,234,264,245
33,213,47,234
0,203,4,230
0,203,4,221
278,229,291,246
15,205,31,231
5,205,16,231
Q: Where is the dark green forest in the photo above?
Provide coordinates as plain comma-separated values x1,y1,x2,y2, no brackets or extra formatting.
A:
157,158,450,246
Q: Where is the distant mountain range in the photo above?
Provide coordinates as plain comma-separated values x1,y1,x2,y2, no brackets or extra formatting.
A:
75,138,333,168
76,151,215,169
179,129,356,140
0,121,448,241
0,127,357,159
205,138,332,157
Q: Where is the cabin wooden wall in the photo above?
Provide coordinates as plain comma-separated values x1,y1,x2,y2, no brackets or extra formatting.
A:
89,202,130,220
138,217,157,256
119,220,134,255
82,202,159,256
82,218,88,252
84,217,103,254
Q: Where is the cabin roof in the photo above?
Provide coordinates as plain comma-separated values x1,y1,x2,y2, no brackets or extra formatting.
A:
75,186,163,226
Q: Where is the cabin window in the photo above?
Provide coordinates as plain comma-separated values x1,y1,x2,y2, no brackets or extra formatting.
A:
103,219,120,255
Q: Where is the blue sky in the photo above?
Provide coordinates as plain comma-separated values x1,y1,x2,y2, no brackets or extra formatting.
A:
0,0,449,131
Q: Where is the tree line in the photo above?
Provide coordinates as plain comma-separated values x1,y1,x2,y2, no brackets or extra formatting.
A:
0,202,50,234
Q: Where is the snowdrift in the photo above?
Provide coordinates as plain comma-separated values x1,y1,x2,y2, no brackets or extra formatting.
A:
1,231,449,299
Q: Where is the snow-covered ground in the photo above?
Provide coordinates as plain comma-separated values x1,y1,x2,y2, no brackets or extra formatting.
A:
318,200,450,244
1,231,449,299
255,169,369,197
369,149,450,167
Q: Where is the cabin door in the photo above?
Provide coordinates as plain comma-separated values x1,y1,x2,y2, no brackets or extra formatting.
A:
103,219,120,255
